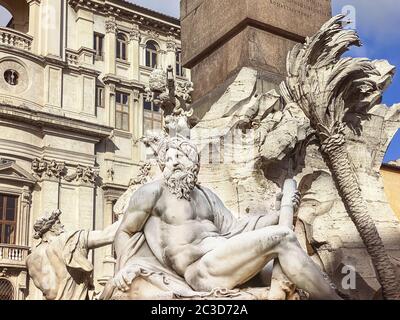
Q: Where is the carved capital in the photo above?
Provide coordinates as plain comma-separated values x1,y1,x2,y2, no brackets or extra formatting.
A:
132,90,140,102
21,189,32,206
0,268,9,278
64,165,99,185
146,29,160,39
129,29,141,42
31,158,48,178
105,17,117,34
31,158,66,180
32,158,99,185
109,83,116,94
166,36,177,52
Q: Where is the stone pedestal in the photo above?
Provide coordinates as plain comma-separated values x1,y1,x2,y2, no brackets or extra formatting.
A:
181,0,331,103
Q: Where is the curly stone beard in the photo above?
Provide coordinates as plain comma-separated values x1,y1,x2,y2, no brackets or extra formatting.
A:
164,164,199,201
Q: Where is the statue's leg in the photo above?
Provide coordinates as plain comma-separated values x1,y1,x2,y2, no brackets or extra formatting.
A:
184,225,339,300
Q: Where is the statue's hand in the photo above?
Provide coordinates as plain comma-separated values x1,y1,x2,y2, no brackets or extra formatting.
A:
113,267,140,292
275,191,301,212
292,191,301,213
275,192,283,211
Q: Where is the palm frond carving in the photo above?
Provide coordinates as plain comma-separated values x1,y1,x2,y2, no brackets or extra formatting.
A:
280,14,399,299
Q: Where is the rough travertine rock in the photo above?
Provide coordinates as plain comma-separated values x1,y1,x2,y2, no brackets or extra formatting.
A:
190,66,400,300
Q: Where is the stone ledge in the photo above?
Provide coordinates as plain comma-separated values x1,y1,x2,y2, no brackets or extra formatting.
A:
0,103,113,139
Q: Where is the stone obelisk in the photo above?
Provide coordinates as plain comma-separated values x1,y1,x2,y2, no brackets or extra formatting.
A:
181,0,332,113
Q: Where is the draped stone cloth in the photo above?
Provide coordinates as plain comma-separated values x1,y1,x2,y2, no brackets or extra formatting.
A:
103,186,269,300
31,230,94,300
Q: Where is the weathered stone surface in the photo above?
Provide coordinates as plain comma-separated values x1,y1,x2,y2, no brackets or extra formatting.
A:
181,0,331,101
191,65,400,299
181,0,332,66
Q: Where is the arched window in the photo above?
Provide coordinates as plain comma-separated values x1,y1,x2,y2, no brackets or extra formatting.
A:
116,33,128,61
0,5,12,28
0,279,14,300
0,3,30,33
145,40,158,68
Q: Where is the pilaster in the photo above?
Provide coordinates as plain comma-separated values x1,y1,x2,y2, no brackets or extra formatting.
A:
105,17,117,75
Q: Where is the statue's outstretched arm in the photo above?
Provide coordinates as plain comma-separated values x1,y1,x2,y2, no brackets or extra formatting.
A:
201,186,279,232
87,220,121,250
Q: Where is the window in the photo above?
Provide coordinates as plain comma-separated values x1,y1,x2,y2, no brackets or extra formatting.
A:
96,86,105,108
94,33,104,60
0,279,14,301
145,40,158,68
115,92,130,131
116,33,128,61
144,100,162,135
4,70,18,86
0,194,18,245
176,50,185,77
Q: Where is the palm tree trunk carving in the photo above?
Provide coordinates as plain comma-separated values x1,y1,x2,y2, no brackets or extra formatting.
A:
280,14,399,299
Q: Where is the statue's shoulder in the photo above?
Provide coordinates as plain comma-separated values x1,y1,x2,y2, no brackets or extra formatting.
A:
140,179,163,194
128,179,163,209
196,185,220,207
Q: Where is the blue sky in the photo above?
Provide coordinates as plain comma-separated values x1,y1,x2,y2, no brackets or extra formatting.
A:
0,1,399,161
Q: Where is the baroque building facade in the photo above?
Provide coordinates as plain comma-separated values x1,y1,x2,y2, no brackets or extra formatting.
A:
0,0,189,300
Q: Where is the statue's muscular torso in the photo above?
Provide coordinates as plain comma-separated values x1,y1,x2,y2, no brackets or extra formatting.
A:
122,180,227,277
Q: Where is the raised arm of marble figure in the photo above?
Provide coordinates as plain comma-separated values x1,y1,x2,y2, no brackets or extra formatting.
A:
201,186,280,233
87,220,122,249
114,181,161,258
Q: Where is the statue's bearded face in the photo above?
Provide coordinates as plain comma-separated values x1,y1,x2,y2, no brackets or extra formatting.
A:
163,147,199,201
50,219,65,236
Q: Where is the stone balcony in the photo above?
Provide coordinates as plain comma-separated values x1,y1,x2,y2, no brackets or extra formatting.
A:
0,244,30,268
0,27,33,52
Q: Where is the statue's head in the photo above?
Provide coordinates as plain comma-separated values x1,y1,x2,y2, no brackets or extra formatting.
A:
38,160,47,171
33,209,65,240
31,158,39,171
159,136,200,201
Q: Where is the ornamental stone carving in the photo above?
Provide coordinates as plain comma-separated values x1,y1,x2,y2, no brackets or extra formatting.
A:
105,17,117,34
145,29,160,39
166,36,177,52
46,160,67,178
0,268,9,278
31,158,98,185
64,165,99,184
31,158,49,178
32,158,66,179
129,29,141,42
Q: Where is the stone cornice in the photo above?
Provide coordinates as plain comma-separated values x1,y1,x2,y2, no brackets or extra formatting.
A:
0,104,113,139
382,163,400,172
68,0,180,38
0,46,45,65
45,52,101,77
102,74,144,91
0,45,100,79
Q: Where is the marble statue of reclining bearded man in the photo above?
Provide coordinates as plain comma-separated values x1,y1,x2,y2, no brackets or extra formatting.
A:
101,136,341,300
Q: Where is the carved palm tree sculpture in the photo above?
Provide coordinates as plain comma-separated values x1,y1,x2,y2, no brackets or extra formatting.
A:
280,14,399,299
